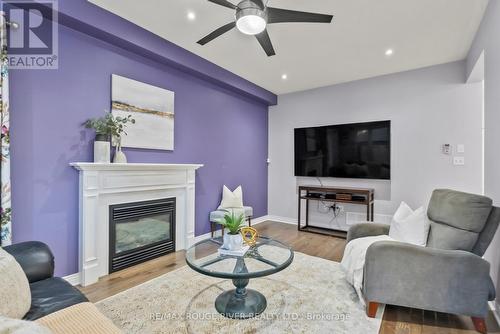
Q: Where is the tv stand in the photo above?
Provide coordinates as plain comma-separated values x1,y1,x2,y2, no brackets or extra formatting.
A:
297,185,375,238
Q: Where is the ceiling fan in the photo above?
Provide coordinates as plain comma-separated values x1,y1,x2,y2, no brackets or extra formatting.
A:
197,0,333,57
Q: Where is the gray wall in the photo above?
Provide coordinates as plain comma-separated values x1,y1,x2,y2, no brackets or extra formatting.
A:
269,61,483,231
467,0,500,316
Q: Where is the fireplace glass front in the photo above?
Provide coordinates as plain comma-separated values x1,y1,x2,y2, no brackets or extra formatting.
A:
109,198,175,272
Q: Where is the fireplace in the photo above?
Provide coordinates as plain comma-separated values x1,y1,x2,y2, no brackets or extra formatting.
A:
71,163,202,286
109,198,176,272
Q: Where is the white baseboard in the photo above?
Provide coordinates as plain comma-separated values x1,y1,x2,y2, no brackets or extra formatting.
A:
63,272,81,286
251,215,271,225
489,301,500,326
262,215,297,225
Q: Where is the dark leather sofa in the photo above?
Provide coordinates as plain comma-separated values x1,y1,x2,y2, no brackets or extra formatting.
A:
4,241,88,320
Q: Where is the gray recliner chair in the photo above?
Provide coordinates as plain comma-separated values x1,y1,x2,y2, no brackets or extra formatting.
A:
347,189,499,334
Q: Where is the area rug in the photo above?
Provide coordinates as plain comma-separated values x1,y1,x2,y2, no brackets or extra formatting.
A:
96,251,383,333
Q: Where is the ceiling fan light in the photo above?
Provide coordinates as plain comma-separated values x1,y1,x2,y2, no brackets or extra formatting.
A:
236,7,267,35
236,15,266,35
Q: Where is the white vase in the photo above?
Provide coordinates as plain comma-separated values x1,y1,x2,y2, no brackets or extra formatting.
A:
222,231,243,251
93,135,110,163
113,145,127,163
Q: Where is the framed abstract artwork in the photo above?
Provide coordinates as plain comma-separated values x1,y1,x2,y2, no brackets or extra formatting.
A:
111,74,175,150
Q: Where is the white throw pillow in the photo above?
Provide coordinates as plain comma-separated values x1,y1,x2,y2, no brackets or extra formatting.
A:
389,202,430,246
0,247,32,319
218,185,244,209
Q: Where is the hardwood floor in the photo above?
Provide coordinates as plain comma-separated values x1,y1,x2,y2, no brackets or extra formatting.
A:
79,221,500,334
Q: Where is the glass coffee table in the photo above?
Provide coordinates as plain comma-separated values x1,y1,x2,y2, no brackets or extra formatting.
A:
185,236,294,319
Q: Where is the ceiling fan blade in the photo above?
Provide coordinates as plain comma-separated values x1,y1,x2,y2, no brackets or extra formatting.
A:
207,0,236,10
267,7,333,24
197,22,236,45
255,29,276,57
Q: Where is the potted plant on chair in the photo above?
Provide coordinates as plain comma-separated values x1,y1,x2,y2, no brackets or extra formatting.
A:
217,212,246,251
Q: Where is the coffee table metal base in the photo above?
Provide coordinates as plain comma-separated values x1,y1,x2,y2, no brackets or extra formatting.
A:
186,240,293,320
215,276,267,319
215,288,267,319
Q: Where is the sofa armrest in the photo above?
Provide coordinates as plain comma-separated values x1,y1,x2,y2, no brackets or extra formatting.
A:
4,241,55,283
363,241,495,317
346,223,389,243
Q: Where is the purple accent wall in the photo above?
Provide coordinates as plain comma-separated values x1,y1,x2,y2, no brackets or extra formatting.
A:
10,23,269,276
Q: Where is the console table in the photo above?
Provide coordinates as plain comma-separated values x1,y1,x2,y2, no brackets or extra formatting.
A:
297,185,375,238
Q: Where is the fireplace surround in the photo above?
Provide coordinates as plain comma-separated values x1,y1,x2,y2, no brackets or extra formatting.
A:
71,163,203,286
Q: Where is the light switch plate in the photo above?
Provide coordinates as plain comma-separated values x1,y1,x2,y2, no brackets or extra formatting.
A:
457,144,465,153
442,144,451,155
453,156,465,165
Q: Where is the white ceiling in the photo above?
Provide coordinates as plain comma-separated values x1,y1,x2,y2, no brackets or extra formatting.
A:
89,0,488,94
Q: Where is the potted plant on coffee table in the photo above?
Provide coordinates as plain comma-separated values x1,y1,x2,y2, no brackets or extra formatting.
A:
84,112,135,163
217,212,246,251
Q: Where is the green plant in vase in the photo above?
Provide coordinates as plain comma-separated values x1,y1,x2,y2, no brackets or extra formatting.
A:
217,212,246,234
217,212,246,251
84,112,135,142
83,112,135,163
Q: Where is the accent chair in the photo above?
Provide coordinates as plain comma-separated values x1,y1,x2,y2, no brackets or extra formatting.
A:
347,189,499,334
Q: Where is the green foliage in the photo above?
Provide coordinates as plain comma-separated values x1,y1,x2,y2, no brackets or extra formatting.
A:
84,112,135,138
216,212,245,235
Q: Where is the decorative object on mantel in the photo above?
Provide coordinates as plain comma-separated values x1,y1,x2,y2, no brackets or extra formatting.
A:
112,74,175,151
112,142,127,163
84,112,135,163
216,212,246,252
93,133,110,163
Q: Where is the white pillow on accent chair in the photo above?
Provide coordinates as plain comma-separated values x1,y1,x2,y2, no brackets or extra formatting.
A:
0,247,31,319
389,201,431,246
218,185,244,209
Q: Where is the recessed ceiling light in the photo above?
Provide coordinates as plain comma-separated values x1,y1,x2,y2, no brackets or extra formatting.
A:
385,49,394,56
281,74,288,80
187,11,196,21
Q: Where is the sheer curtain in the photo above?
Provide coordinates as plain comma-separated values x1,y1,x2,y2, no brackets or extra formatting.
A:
0,13,11,246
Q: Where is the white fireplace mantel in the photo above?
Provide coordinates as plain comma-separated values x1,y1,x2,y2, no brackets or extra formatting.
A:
70,162,203,286
71,162,204,172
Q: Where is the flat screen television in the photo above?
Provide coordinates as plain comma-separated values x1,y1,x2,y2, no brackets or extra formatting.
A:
294,120,391,179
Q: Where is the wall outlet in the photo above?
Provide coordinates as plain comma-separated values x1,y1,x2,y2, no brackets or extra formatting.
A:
453,156,465,165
